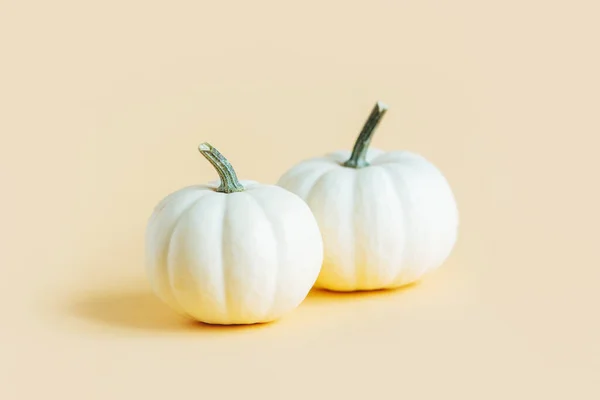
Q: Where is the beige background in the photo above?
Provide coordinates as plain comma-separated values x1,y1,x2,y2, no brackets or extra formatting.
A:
1,0,599,398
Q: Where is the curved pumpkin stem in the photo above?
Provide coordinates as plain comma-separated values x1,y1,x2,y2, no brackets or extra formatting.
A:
344,101,389,168
198,142,245,193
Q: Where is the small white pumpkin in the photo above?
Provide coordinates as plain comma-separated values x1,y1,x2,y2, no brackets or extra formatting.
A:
277,102,459,292
145,143,323,325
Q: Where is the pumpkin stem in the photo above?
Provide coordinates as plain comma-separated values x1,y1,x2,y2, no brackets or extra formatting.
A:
343,101,389,168
198,142,245,193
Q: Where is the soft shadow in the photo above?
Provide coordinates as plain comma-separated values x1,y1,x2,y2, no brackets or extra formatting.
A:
67,288,274,333
66,282,422,332
305,281,421,304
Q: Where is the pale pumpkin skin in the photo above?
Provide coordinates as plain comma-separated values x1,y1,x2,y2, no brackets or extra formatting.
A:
277,102,459,291
145,144,323,324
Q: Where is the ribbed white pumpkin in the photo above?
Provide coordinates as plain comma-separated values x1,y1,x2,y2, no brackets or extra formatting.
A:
145,143,323,325
277,102,459,292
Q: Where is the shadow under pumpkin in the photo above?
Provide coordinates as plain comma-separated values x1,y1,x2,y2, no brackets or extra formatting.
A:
65,282,419,332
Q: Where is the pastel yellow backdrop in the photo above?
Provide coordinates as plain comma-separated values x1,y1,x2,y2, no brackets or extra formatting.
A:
1,0,598,399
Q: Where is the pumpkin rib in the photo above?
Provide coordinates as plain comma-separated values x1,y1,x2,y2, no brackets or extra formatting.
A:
245,190,281,321
381,162,428,286
306,167,356,291
382,163,417,286
146,185,207,233
378,164,412,287
164,192,209,318
301,168,340,288
219,194,232,323
177,193,232,323
349,170,360,290
278,161,338,193
148,189,208,315
302,166,340,206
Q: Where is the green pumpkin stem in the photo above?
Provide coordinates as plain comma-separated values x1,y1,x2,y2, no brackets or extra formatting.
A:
198,142,245,193
343,101,389,168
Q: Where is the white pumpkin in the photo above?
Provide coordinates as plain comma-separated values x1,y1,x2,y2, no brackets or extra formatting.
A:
145,143,323,325
277,102,459,292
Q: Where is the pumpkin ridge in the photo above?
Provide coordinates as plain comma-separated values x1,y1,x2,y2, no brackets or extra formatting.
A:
151,185,210,214
305,167,354,290
379,165,410,286
246,191,281,321
380,164,416,286
164,193,207,318
303,167,340,205
220,195,232,323
278,163,338,198
352,171,364,290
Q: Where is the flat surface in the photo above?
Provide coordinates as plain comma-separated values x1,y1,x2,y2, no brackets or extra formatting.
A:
1,1,599,398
